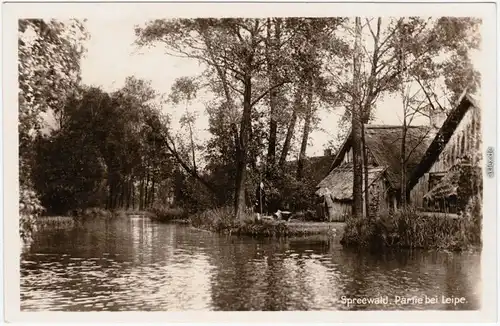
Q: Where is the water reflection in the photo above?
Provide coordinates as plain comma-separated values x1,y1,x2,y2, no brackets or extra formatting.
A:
21,218,481,311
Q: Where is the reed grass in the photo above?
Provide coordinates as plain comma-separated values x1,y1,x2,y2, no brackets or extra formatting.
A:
341,205,482,251
35,215,76,230
33,207,136,231
149,205,187,223
189,206,338,238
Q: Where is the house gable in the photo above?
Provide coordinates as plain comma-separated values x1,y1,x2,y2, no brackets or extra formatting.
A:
318,124,432,193
407,93,479,192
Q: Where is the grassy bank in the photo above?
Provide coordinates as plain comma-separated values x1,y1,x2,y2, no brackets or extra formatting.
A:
189,207,343,238
35,215,77,230
148,205,188,223
341,207,482,251
34,207,147,231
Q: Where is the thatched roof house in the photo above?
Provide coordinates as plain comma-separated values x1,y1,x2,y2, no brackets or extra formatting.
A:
289,149,336,186
408,93,481,214
316,165,385,200
423,163,461,201
316,125,433,221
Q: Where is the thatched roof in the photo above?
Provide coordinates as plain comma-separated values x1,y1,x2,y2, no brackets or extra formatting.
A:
408,92,479,191
365,125,432,188
319,124,432,195
306,155,336,185
285,153,335,185
423,167,460,200
423,157,479,201
316,165,385,200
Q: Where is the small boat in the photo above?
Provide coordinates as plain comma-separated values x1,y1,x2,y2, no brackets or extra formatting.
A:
273,210,293,221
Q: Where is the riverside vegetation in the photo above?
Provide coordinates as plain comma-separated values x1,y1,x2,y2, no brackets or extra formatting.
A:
341,199,482,251
19,18,481,251
188,207,340,238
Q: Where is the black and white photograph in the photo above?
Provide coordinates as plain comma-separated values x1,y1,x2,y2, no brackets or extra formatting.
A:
3,1,497,323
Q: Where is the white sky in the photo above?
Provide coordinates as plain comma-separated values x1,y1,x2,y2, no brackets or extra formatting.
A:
80,17,480,157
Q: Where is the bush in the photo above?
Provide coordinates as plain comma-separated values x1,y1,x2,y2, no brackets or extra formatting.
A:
265,169,318,213
189,206,336,238
173,173,217,213
19,186,45,242
291,210,322,222
68,207,118,221
35,216,76,230
342,205,482,251
149,204,187,223
189,206,239,232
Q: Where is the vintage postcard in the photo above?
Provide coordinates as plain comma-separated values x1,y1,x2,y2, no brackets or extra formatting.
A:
2,1,497,324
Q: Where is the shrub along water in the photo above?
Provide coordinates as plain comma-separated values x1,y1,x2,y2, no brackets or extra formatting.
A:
149,204,187,223
25,206,144,238
189,206,338,238
341,199,482,251
35,216,76,230
20,186,45,243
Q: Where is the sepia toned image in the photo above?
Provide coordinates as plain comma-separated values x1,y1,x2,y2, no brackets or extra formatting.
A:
4,1,497,322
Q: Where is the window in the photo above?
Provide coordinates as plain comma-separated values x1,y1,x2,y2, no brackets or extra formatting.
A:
447,195,457,214
429,172,445,190
367,151,377,166
471,117,476,148
461,131,466,155
467,124,471,152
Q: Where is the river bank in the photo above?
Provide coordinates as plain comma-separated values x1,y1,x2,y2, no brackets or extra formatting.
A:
33,208,152,230
33,205,480,252
145,205,345,239
183,207,346,239
21,219,481,311
341,207,482,252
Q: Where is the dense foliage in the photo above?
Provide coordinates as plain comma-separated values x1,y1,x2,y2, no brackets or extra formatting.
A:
341,202,482,251
19,17,482,243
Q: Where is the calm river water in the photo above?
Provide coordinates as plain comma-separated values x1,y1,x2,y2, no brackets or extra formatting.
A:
21,216,481,311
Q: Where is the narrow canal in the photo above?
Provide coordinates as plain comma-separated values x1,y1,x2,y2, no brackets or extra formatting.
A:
21,216,481,311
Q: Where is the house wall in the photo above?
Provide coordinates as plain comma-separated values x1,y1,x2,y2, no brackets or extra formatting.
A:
324,197,350,222
318,176,393,221
342,147,377,165
367,178,382,218
343,148,353,164
410,105,481,208
366,177,394,218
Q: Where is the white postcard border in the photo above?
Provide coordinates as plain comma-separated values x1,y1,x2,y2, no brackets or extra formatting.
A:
2,1,498,324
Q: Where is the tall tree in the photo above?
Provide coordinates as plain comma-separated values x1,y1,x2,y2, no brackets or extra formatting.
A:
351,17,364,220
169,76,201,172
327,17,481,215
18,19,89,186
136,19,292,219
264,18,282,170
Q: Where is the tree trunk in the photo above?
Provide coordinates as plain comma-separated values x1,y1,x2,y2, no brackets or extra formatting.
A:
400,119,408,207
266,18,281,170
235,75,252,220
399,21,408,208
279,88,301,166
362,123,370,219
163,136,216,194
151,176,156,206
120,180,126,208
106,172,113,210
297,76,314,179
186,99,198,173
132,178,135,210
126,176,133,209
111,184,118,210
139,178,144,210
351,17,364,220
123,177,128,209
145,169,150,209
